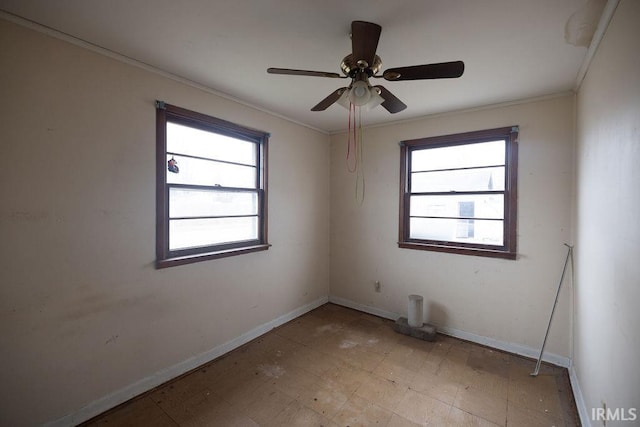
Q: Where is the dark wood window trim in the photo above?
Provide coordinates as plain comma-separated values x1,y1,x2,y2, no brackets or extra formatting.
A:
398,126,518,260
156,102,269,268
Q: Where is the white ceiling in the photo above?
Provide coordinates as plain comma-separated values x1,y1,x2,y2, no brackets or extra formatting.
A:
1,0,590,133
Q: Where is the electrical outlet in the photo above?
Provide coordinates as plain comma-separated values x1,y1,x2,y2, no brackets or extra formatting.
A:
374,281,381,292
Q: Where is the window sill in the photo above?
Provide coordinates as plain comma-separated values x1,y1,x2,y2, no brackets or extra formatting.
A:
156,244,271,269
398,242,516,260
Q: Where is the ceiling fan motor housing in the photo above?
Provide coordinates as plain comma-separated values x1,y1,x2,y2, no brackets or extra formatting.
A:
341,54,382,78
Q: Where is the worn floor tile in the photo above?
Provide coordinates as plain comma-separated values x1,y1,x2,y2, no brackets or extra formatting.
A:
447,346,471,365
313,304,363,325
274,316,328,345
508,375,564,419
386,413,423,427
373,358,417,386
321,359,369,393
287,346,343,377
82,304,579,427
394,388,451,425
268,364,322,400
507,401,566,427
299,377,353,419
448,337,476,352
161,389,258,427
386,339,432,371
445,407,502,426
436,358,475,385
410,369,460,405
217,370,270,408
231,381,294,425
265,400,338,427
244,332,304,364
353,373,408,412
331,394,392,427
464,369,509,400
454,386,508,426
84,396,178,426
467,349,511,379
333,342,386,372
149,374,213,416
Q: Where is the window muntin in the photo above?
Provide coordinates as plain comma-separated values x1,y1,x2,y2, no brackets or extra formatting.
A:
411,166,505,193
166,154,257,188
399,127,518,259
156,102,269,268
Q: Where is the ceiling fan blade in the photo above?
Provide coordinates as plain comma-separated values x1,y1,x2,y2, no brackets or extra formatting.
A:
267,68,343,78
382,61,465,81
351,21,382,68
311,87,348,111
374,85,407,113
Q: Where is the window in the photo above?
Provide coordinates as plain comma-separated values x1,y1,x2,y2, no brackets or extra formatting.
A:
398,126,518,259
156,102,269,268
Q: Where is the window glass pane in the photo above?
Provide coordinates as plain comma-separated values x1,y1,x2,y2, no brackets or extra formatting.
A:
411,140,505,171
169,217,258,250
410,194,504,219
411,166,504,192
169,188,258,218
166,154,256,188
410,217,504,246
167,122,256,165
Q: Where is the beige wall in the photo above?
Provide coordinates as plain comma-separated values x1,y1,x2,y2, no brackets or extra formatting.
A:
5,2,638,424
0,20,330,426
574,0,640,423
330,95,575,358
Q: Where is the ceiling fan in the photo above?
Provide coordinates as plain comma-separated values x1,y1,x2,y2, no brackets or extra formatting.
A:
267,21,465,114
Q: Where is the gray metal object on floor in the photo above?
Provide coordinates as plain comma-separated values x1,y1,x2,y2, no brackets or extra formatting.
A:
530,243,574,377
393,317,437,341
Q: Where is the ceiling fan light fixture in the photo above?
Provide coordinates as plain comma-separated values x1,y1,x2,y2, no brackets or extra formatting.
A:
337,82,385,111
365,88,384,111
336,88,351,109
349,81,371,106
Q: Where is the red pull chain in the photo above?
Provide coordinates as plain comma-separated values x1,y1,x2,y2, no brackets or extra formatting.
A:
346,103,358,172
346,104,365,203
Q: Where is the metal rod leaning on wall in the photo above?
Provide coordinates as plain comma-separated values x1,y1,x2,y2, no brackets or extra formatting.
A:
530,243,574,377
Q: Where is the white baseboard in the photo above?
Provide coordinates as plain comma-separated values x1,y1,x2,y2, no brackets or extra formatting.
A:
45,296,329,427
569,364,591,427
328,295,571,368
329,295,400,321
436,324,571,368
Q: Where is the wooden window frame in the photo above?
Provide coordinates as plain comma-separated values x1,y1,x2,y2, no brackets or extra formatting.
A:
156,102,269,268
398,126,518,260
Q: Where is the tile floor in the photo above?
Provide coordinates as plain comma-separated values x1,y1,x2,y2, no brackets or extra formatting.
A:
83,304,579,426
